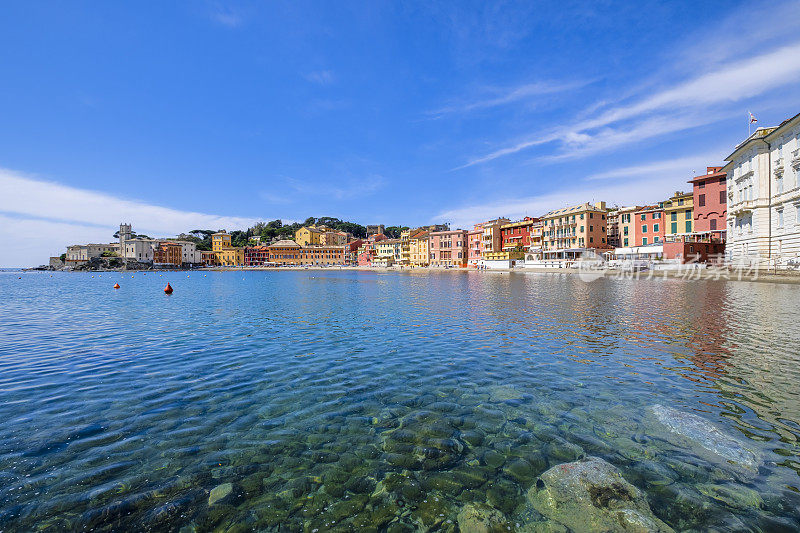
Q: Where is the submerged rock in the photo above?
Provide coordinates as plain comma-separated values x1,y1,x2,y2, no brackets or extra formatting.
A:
208,483,233,506
527,456,673,532
489,385,524,402
457,502,514,533
649,404,759,474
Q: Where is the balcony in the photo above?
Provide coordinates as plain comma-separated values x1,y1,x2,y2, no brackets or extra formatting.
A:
729,199,755,216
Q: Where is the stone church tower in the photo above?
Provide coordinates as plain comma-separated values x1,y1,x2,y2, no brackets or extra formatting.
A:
119,223,132,258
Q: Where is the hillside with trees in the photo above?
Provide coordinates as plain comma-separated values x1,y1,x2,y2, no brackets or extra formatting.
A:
167,218,410,248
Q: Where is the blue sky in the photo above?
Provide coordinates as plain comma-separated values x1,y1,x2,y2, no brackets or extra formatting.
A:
2,0,800,266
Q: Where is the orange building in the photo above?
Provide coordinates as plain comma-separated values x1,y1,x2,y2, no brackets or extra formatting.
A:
153,242,182,267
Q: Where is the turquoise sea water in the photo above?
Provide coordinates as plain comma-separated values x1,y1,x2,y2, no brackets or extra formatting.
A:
1,269,799,531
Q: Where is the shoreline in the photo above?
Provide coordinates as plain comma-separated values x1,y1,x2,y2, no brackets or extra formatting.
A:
18,264,800,285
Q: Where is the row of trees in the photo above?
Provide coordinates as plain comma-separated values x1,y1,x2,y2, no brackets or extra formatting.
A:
171,218,410,250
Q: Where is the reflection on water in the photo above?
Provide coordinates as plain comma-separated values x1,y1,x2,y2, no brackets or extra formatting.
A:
1,270,799,531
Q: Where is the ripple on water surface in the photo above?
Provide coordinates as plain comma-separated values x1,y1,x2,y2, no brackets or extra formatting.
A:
1,270,800,531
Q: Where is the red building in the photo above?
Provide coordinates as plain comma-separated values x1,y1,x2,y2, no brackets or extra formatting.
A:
688,166,727,242
500,217,539,250
153,242,182,267
244,246,270,266
663,241,725,264
633,205,665,246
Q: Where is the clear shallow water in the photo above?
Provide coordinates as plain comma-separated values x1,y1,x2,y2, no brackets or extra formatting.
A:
1,269,799,532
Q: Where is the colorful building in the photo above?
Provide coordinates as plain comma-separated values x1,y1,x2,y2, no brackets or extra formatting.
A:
217,247,244,267
409,230,430,266
633,205,665,246
295,226,324,247
200,250,217,266
212,232,232,252
662,191,694,241
375,239,402,263
244,246,270,266
429,229,468,267
321,230,348,246
541,202,608,253
500,217,539,250
153,241,182,267
467,224,483,267
399,229,411,265
481,218,510,256
688,166,727,242
267,240,301,266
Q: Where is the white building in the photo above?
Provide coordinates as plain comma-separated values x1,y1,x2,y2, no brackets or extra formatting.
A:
724,112,800,267
176,241,201,265
65,243,119,266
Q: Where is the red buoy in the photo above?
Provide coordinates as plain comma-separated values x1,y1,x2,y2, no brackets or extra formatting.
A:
164,283,173,294
113,283,120,289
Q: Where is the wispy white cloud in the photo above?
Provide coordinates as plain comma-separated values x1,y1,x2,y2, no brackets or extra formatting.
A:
305,70,336,85
586,149,726,181
0,168,260,267
430,79,590,117
434,172,687,230
460,36,800,167
208,4,244,28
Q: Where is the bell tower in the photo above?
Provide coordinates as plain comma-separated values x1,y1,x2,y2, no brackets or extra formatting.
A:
119,223,132,258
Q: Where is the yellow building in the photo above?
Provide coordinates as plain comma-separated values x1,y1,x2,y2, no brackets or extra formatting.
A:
663,191,694,240
541,202,608,251
376,239,402,262
217,247,244,266
212,232,232,252
212,230,244,266
295,226,324,246
409,230,429,266
399,229,411,265
321,230,347,246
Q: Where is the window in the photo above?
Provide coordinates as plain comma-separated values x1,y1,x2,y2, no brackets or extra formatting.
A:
642,237,648,245
710,219,717,231
624,238,629,246
640,214,646,221
796,204,800,225
671,212,677,221
777,176,784,194
654,236,660,243
653,212,660,219
623,227,628,236
671,222,677,233
699,181,705,189
641,225,647,233
685,220,691,233
589,226,593,232
589,237,593,243
720,190,726,204
653,223,659,233
699,194,705,207
777,208,784,228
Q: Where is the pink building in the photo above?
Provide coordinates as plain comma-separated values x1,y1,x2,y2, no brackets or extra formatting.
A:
467,223,483,267
430,229,468,267
688,166,727,242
